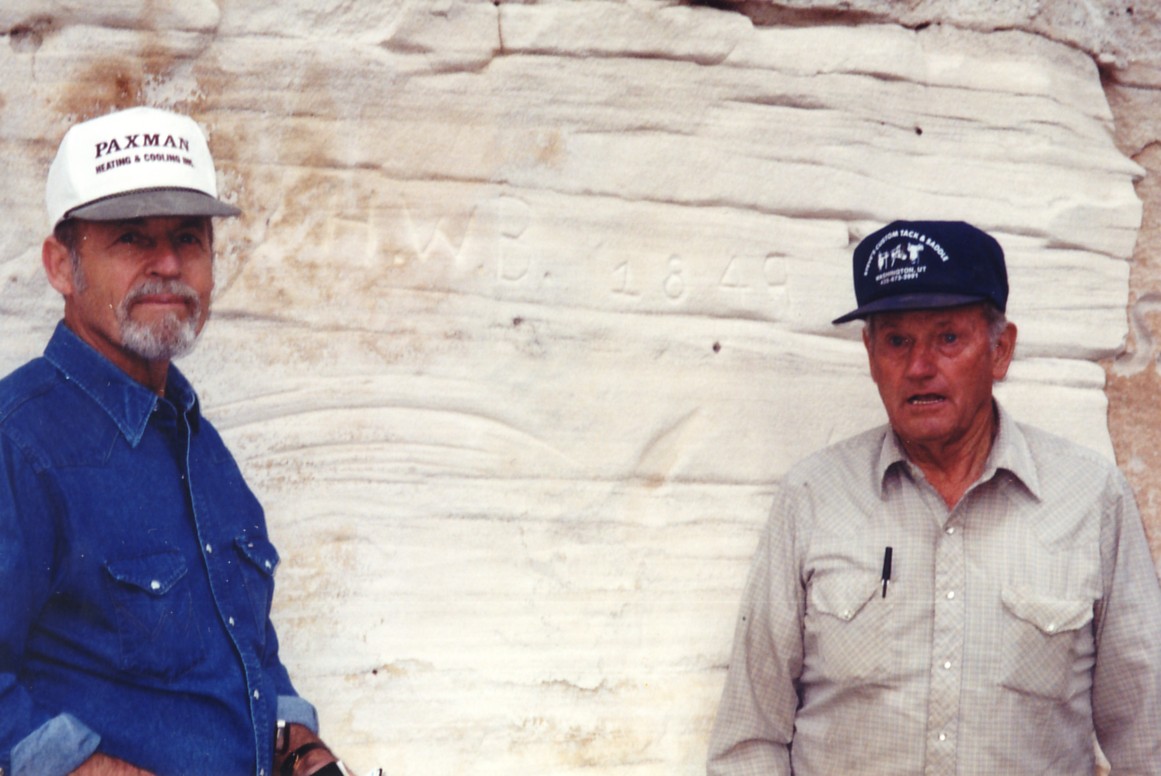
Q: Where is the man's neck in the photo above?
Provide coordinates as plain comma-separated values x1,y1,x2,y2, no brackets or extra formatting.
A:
138,360,170,397
899,407,998,510
105,348,170,397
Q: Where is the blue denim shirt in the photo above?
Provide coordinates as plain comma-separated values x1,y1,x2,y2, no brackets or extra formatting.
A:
0,324,316,776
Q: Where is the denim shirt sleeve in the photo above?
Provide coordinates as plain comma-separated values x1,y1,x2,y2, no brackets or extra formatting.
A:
277,696,320,734
0,431,95,775
11,714,100,776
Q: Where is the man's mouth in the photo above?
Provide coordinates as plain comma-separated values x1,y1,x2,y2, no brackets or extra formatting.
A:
908,394,945,406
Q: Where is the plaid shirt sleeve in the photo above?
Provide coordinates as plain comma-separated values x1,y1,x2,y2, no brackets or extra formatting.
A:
1092,469,1161,772
707,485,806,776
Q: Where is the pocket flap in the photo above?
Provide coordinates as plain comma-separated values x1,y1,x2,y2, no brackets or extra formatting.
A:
1001,587,1093,635
105,550,188,596
809,572,880,622
235,534,280,576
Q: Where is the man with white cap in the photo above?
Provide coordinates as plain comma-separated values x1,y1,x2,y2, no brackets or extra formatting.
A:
0,108,348,775
707,221,1161,774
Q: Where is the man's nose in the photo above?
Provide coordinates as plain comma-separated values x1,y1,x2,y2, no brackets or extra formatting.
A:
905,342,937,379
146,241,183,277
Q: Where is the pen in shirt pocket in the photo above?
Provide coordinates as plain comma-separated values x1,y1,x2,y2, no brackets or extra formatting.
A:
881,546,893,598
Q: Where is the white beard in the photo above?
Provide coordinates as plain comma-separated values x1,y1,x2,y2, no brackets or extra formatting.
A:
116,280,204,361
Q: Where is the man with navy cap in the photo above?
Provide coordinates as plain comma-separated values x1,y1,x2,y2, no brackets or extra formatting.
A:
0,108,349,775
707,221,1161,774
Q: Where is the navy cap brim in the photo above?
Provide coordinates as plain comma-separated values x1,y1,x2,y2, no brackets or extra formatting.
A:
63,188,241,223
832,292,991,324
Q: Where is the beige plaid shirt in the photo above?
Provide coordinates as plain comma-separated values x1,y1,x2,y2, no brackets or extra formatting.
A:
708,404,1161,775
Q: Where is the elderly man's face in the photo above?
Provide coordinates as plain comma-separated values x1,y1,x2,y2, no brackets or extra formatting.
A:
863,305,1016,455
45,216,214,378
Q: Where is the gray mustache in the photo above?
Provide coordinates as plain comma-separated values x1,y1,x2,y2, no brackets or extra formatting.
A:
122,280,200,309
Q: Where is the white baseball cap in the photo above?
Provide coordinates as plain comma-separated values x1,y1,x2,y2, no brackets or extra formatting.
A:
46,106,241,229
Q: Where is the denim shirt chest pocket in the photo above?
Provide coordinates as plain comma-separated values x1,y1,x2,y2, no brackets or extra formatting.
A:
103,549,206,678
805,570,900,685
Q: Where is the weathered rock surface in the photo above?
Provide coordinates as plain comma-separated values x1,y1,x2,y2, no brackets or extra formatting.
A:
723,0,1161,86
0,2,1150,773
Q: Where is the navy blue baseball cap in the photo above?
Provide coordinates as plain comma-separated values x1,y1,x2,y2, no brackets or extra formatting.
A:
832,220,1008,324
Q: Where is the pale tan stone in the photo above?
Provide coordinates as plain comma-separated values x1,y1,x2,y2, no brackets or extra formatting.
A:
0,3,1150,774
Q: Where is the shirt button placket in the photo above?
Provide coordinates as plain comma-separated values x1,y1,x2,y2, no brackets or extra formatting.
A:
926,518,965,776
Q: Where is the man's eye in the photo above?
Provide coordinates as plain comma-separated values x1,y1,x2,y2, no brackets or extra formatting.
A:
115,232,141,244
887,335,908,348
942,333,958,344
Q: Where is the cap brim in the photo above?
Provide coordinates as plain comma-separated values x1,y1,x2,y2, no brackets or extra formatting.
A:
832,292,990,324
64,188,241,223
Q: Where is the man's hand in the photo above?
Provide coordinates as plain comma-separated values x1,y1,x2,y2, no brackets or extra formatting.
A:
69,753,154,775
275,723,342,776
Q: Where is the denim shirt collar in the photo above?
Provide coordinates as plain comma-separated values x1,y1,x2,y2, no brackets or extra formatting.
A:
42,322,201,447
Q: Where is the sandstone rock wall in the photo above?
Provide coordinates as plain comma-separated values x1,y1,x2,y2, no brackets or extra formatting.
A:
0,1,1155,773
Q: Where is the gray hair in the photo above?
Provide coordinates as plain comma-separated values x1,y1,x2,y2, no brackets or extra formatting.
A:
53,219,84,286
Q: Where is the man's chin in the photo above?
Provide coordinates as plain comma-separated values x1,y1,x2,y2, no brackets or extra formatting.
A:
120,319,201,362
890,417,958,447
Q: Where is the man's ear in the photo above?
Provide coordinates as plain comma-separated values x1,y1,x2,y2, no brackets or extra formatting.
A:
43,235,77,297
991,322,1018,382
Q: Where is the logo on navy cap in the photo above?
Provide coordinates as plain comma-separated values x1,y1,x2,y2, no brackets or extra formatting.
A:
863,228,951,288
